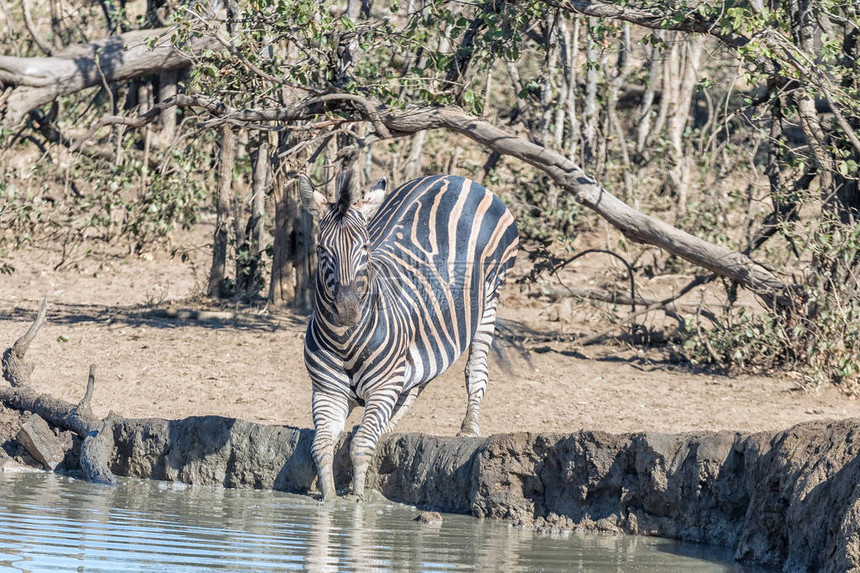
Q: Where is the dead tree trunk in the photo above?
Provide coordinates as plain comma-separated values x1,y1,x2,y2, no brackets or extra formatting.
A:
649,34,677,149
637,32,662,154
539,11,560,148
235,135,269,299
269,174,296,305
208,126,234,298
270,180,315,311
153,69,178,149
269,131,315,310
560,16,580,161
665,36,703,220
606,22,634,200
582,20,600,164
403,131,426,181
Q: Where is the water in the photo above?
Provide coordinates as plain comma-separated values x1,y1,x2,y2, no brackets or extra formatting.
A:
0,471,748,572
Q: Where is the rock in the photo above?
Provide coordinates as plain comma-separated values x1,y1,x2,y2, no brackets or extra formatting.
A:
415,511,443,524
16,413,64,470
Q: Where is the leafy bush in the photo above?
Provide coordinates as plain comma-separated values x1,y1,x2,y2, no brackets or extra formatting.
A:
682,219,860,392
0,138,211,257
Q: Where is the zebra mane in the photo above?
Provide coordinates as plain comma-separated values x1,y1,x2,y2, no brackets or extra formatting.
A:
334,170,354,218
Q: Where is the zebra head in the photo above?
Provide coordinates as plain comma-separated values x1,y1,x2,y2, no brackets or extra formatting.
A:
299,170,387,327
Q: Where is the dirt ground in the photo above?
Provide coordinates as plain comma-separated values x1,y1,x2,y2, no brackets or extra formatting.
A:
3,222,860,438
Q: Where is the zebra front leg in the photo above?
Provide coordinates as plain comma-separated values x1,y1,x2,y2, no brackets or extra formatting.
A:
350,382,401,499
311,388,351,501
458,294,500,437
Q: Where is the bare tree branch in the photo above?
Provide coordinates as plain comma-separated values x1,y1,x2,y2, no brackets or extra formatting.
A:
0,27,220,127
761,31,860,158
82,93,792,306
545,0,750,50
71,92,391,151
21,0,54,56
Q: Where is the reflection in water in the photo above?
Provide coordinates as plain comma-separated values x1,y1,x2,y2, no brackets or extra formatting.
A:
0,472,749,572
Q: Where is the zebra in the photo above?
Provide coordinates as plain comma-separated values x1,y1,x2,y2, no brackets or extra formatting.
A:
299,170,518,500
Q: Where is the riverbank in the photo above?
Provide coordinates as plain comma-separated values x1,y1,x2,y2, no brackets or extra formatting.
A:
1,403,856,571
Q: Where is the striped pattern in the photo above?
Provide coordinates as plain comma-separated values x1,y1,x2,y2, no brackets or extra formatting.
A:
303,174,518,500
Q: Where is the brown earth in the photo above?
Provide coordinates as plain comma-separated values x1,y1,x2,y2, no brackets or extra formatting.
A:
2,221,860,440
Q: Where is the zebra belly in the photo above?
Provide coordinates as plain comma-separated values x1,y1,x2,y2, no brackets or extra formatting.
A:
402,339,466,391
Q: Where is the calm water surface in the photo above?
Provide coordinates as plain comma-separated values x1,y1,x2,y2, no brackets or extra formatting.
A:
0,471,751,572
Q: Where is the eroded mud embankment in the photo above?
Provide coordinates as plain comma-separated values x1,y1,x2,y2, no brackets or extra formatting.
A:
76,415,857,572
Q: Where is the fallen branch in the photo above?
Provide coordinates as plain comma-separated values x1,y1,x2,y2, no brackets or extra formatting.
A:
2,298,47,387
529,286,707,315
1,303,116,484
547,248,638,312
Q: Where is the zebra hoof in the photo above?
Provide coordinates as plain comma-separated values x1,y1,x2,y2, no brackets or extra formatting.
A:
456,429,480,438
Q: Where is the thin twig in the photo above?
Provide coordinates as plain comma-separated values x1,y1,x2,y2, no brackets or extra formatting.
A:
550,249,637,312
71,92,391,151
696,309,722,364
21,0,53,55
212,31,325,95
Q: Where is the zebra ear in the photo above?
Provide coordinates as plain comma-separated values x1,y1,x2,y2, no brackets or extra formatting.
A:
298,175,328,218
355,177,386,220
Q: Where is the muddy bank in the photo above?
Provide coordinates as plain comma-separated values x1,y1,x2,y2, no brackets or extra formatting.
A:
98,416,860,570
3,410,859,571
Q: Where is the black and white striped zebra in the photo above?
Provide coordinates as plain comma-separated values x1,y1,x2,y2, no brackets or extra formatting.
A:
299,171,518,500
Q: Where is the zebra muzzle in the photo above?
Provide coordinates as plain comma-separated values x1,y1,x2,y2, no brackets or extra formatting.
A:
333,285,361,326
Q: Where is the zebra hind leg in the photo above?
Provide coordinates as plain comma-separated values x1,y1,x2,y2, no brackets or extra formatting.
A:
384,385,424,434
458,286,502,438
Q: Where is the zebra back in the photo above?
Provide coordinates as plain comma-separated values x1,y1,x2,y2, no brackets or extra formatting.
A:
366,175,518,379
